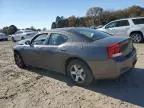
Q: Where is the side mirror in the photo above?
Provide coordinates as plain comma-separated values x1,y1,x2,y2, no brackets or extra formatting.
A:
25,40,31,45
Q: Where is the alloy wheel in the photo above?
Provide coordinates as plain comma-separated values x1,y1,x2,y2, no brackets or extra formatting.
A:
130,33,143,43
69,64,86,83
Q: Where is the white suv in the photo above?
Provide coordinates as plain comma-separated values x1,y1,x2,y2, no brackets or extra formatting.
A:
98,17,144,43
11,30,37,42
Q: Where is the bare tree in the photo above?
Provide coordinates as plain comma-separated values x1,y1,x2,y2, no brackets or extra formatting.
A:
86,7,103,16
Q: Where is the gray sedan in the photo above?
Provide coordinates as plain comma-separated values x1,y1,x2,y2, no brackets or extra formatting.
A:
13,27,137,86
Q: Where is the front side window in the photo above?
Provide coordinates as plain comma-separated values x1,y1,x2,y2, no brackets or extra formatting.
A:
105,21,117,28
49,33,68,45
132,18,144,25
32,33,48,45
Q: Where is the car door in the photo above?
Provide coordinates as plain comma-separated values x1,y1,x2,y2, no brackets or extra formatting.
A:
21,32,69,71
105,20,130,36
43,33,69,72
21,33,50,68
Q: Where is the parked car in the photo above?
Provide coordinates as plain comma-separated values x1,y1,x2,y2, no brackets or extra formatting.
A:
0,33,8,41
11,30,37,42
13,27,137,86
98,17,144,43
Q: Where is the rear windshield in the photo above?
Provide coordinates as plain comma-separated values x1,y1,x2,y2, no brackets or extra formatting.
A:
132,18,144,25
72,28,110,41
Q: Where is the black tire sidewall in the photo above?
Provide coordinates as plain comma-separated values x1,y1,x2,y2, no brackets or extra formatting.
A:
67,60,93,86
14,52,25,68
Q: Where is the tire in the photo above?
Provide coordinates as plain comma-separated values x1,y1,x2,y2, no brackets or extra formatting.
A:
14,52,25,69
130,32,143,43
67,60,93,86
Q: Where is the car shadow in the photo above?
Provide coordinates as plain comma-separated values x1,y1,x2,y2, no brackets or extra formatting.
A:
26,67,144,107
86,68,144,107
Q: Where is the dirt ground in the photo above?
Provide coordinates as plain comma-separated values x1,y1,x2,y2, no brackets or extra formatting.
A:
0,41,144,108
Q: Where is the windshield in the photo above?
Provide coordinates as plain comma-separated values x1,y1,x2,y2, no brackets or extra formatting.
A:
72,28,110,41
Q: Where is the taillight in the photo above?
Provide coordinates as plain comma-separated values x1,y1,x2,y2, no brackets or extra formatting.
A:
107,43,122,58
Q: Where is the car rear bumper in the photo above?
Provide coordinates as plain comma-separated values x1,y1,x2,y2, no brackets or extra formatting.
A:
87,49,137,80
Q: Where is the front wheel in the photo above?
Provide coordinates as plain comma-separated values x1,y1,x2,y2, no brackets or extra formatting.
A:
67,60,93,86
14,52,25,69
130,32,143,43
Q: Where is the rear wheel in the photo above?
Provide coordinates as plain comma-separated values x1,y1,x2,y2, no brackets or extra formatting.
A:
67,60,93,86
14,52,25,69
130,32,143,43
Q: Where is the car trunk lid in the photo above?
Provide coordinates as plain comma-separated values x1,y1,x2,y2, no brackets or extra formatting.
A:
93,36,134,57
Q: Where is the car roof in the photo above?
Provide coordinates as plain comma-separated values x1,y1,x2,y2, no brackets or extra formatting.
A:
111,17,144,22
40,27,95,42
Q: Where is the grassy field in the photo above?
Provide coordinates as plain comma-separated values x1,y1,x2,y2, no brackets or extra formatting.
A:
0,41,144,108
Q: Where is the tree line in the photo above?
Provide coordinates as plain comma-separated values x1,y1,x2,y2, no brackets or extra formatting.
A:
1,5,143,34
0,26,43,35
51,5,144,29
2,25,18,35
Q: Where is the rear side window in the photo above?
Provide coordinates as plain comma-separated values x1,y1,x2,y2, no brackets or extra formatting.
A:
49,33,68,45
132,18,144,25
